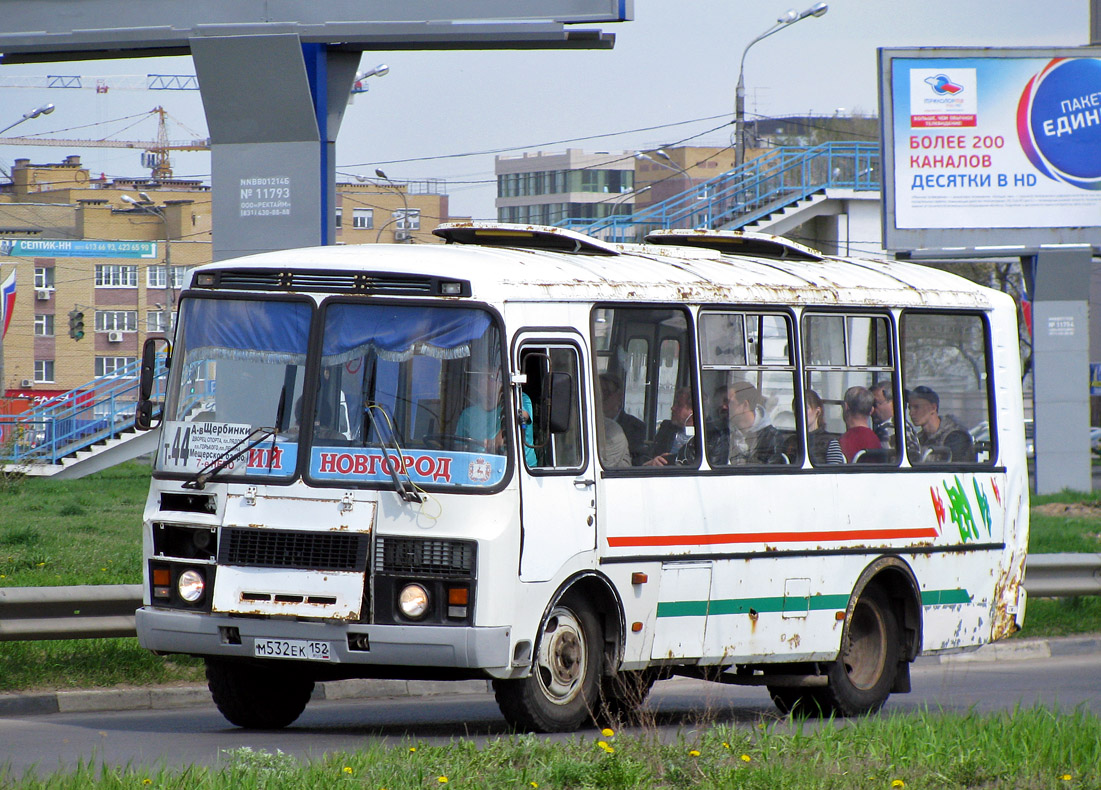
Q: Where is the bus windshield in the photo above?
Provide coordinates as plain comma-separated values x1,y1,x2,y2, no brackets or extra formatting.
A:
307,302,508,489
156,296,312,480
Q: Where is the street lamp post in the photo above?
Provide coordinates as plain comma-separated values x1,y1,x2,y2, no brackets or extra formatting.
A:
735,3,828,167
122,194,175,336
374,168,412,243
0,103,55,136
0,103,56,396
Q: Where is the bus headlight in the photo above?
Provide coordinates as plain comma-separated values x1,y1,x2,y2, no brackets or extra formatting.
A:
177,569,206,602
398,584,429,619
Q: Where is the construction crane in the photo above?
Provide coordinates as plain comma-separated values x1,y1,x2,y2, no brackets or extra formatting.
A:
0,74,199,92
0,106,209,180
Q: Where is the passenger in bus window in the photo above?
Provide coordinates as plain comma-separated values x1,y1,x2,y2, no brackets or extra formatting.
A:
599,372,647,465
704,384,732,466
870,381,919,461
600,418,632,468
803,389,834,465
645,387,697,466
727,382,787,465
825,386,882,464
908,385,974,463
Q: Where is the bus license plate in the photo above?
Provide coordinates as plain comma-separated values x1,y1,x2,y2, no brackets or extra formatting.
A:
253,638,331,661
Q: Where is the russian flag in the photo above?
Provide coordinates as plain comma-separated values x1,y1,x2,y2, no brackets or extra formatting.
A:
1,269,14,340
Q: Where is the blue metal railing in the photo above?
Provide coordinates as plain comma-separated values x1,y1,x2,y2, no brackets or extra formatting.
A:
558,141,880,243
1,356,169,467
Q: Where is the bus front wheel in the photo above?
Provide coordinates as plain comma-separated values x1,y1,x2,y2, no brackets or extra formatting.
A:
820,585,901,716
205,658,315,729
493,598,602,732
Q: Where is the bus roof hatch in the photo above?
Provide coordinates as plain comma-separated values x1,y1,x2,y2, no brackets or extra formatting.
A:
433,222,621,256
644,229,825,261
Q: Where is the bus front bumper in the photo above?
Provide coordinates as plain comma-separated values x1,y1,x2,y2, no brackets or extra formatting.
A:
136,607,512,671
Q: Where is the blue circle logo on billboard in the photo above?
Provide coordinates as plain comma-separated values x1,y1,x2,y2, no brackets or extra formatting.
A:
1017,57,1101,190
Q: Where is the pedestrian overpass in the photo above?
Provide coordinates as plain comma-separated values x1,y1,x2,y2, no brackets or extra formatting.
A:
1,357,167,479
558,141,882,248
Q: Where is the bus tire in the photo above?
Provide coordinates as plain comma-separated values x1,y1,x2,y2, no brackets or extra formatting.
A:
205,658,314,729
821,585,901,716
493,598,602,732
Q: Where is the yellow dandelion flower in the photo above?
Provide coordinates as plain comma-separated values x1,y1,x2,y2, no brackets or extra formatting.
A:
343,766,353,774
1061,776,1073,782
891,781,905,788
437,776,449,784
531,783,539,788
740,754,752,763
689,750,700,757
142,780,152,786
409,747,417,753
722,742,730,749
597,741,615,754
601,728,615,737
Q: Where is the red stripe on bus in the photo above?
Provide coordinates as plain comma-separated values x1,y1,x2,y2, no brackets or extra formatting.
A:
606,527,940,548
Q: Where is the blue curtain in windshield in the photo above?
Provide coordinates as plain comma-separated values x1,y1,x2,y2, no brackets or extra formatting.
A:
181,298,312,364
322,304,491,364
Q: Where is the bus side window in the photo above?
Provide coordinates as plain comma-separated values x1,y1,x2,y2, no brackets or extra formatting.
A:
520,345,585,471
901,312,991,465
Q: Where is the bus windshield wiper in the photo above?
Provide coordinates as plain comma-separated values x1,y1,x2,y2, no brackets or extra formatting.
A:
182,426,276,490
364,402,422,503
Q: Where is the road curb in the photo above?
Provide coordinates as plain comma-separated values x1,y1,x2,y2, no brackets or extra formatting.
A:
1,636,1095,718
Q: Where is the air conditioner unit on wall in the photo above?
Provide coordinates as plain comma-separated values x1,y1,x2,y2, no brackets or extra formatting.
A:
20,379,32,388
394,229,413,242
107,330,124,342
35,289,51,301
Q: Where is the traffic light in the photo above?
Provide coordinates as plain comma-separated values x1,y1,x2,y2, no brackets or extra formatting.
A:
68,309,85,340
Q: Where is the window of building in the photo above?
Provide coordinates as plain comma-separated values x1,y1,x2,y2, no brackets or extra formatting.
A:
901,312,992,465
352,207,373,229
395,209,420,230
146,266,186,289
33,267,55,289
147,310,168,333
34,314,55,336
334,207,343,228
95,356,137,378
95,310,138,332
700,311,799,467
95,264,138,288
34,359,55,383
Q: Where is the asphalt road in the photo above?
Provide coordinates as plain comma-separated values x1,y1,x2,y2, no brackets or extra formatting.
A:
1,646,1098,778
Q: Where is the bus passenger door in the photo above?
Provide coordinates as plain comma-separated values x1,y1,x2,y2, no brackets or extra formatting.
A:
515,336,595,583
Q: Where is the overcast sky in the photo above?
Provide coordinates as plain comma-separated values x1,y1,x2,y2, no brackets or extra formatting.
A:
0,0,1090,219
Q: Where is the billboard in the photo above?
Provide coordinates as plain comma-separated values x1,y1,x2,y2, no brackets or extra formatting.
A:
879,47,1101,251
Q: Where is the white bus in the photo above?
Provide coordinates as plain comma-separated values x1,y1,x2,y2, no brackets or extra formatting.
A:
134,223,1028,731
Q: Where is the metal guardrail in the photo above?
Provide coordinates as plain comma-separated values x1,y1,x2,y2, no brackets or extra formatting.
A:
0,584,142,641
1,554,1098,642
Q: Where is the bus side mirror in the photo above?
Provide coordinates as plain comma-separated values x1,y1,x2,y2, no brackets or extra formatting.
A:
136,337,171,431
547,372,573,433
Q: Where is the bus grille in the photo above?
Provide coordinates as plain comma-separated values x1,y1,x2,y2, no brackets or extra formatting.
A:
202,269,439,295
375,536,476,577
219,527,369,572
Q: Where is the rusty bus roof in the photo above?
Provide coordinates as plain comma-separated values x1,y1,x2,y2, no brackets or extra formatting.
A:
192,224,1001,310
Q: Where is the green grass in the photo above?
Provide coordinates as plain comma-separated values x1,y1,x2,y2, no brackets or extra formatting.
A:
1,707,1098,788
0,465,1099,693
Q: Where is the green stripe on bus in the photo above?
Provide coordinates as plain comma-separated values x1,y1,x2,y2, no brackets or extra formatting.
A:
921,589,973,605
656,589,971,618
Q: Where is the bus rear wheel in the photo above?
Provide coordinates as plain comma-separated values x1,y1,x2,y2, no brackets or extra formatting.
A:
493,598,602,732
820,585,901,716
205,658,315,729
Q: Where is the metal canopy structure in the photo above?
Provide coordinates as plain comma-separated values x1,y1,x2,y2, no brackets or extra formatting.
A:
0,1,631,260
0,1,624,61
